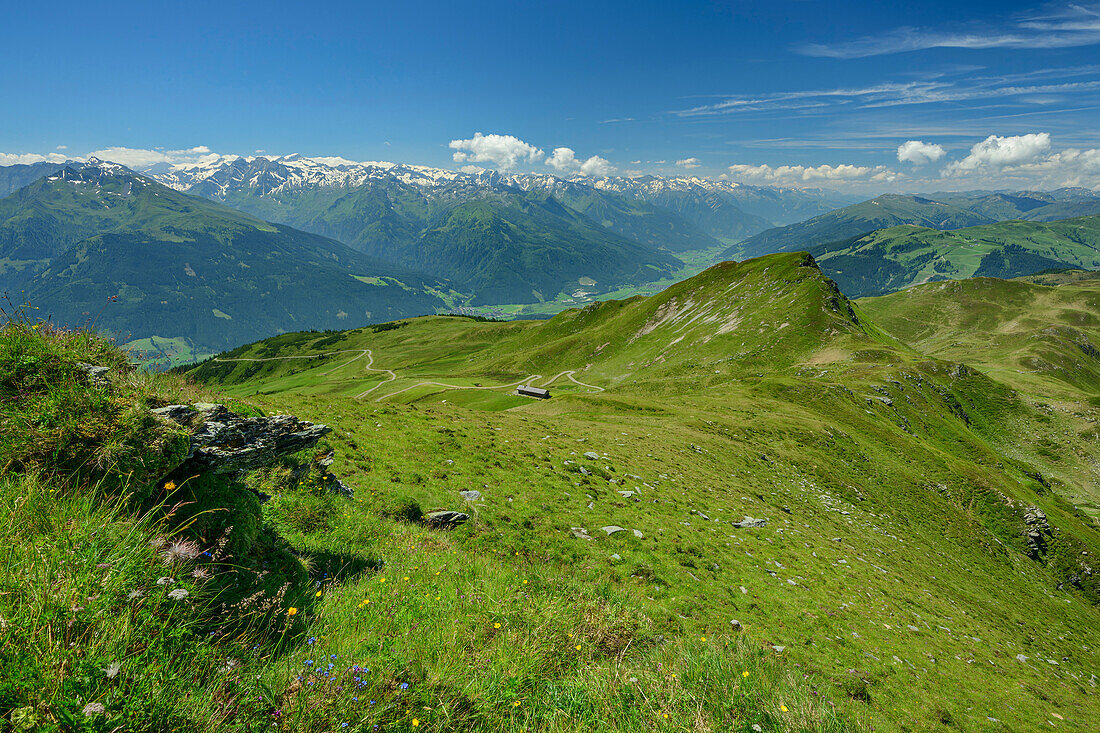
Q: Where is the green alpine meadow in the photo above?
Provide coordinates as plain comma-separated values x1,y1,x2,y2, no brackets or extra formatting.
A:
6,1,1100,731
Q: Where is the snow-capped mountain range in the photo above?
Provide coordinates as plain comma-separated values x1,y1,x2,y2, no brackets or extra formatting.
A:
140,153,851,227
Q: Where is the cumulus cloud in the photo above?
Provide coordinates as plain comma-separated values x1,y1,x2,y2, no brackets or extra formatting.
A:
897,140,946,165
676,157,702,169
544,147,615,176
1010,146,1100,186
944,133,1051,173
578,155,614,177
449,132,544,171
86,145,216,168
935,132,1100,187
546,147,579,172
727,162,897,184
0,152,73,166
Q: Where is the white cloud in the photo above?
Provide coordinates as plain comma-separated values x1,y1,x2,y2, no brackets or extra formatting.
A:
944,132,1051,173
459,164,486,174
0,152,73,166
55,145,67,150
86,145,216,168
676,157,702,169
449,132,543,171
936,132,1100,187
544,147,615,176
578,155,614,177
897,140,946,165
546,147,579,172
1010,147,1100,186
727,162,897,185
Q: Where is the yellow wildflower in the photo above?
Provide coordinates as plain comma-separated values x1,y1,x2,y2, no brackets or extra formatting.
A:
287,607,298,616
742,671,750,678
781,705,789,712
411,719,419,728
315,590,322,597
494,622,502,629
164,481,177,491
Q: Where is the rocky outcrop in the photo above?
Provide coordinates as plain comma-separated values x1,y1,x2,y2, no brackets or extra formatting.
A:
153,403,332,476
313,450,353,498
1022,506,1052,560
76,362,112,388
424,510,470,528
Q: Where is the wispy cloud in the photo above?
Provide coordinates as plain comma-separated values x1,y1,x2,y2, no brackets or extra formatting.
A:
670,66,1100,118
799,3,1100,58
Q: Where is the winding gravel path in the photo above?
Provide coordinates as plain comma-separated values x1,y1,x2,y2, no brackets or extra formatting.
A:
214,348,603,401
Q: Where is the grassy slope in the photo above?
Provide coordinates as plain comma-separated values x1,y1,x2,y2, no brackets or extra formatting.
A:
812,217,1100,298
2,314,858,732
857,276,1100,518
185,253,1100,732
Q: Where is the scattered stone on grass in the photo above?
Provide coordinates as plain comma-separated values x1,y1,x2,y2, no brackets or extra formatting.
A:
423,510,470,528
733,516,767,528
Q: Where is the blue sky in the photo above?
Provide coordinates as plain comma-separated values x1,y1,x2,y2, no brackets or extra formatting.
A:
3,0,1100,190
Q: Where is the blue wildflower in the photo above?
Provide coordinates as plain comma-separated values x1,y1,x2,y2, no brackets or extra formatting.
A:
400,682,409,690
305,660,314,666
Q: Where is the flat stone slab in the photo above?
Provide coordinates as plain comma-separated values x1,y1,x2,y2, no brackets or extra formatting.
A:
570,527,592,540
424,510,470,528
733,516,767,528
601,525,626,535
459,490,481,502
583,451,600,460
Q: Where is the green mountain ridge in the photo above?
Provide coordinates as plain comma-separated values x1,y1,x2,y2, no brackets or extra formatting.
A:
727,194,998,260
810,216,1100,297
190,178,685,304
0,161,449,362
